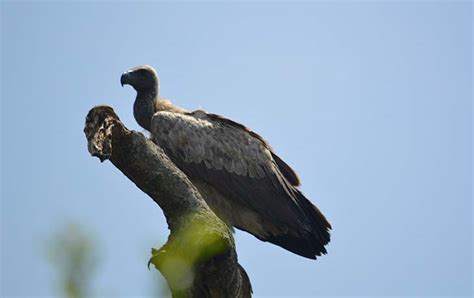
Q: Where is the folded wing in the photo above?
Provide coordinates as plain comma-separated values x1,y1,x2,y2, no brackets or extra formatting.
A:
150,110,331,259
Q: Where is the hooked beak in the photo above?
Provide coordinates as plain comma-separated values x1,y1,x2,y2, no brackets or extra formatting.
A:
120,71,132,87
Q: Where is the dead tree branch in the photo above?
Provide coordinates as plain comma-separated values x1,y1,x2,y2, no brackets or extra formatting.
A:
84,105,252,298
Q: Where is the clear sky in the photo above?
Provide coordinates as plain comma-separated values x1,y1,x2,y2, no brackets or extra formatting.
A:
1,1,472,297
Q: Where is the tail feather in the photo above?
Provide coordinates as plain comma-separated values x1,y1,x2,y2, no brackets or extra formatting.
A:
260,189,331,259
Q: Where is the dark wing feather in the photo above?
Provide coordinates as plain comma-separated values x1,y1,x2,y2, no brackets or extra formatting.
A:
205,113,301,186
270,152,300,186
151,110,331,259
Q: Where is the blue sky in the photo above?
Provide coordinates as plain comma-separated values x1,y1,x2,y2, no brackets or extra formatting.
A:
1,1,472,297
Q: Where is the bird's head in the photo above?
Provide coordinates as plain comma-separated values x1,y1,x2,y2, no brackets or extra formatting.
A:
120,65,159,94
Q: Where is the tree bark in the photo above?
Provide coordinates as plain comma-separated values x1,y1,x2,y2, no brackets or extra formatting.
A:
84,105,252,298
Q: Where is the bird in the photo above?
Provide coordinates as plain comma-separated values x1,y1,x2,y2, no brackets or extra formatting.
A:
120,65,331,259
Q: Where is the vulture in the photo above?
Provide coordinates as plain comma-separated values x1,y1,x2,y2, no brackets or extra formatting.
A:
120,65,331,259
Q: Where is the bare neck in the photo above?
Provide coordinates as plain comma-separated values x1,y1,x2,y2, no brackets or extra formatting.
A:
134,88,158,131
134,88,187,131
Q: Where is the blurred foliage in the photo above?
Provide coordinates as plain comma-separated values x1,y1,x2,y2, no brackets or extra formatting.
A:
149,269,171,298
48,223,97,298
148,212,230,296
47,217,226,297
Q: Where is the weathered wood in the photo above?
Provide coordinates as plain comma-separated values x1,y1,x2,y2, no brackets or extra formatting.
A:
84,105,252,298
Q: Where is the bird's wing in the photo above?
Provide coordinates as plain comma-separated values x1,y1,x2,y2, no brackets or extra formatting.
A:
150,110,330,259
203,112,301,186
